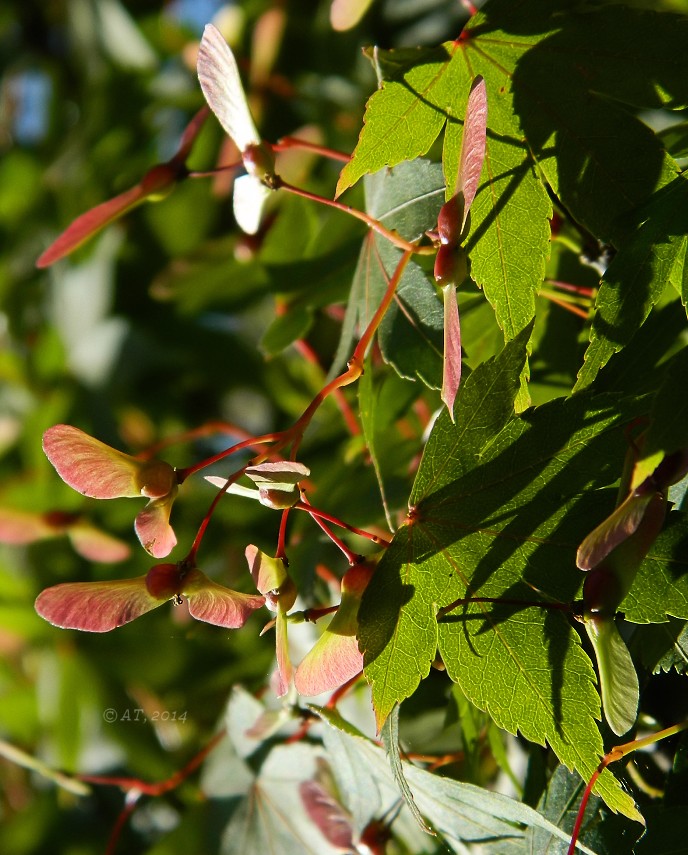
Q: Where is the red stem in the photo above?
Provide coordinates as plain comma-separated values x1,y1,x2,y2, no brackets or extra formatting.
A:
137,420,260,461
272,136,350,163
540,292,591,319
294,337,361,436
309,510,363,565
177,433,280,482
79,730,226,797
545,279,596,297
105,797,139,855
567,762,607,855
278,180,432,255
294,498,390,546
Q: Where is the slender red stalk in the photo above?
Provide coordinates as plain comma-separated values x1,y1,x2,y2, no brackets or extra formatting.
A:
301,604,339,622
567,759,611,855
137,420,260,460
545,279,597,297
105,796,139,855
79,730,226,796
278,180,433,255
309,510,363,565
294,498,390,546
540,291,591,319
567,720,688,855
186,466,250,562
80,730,226,854
276,506,291,562
273,136,350,163
177,433,279,481
326,673,362,707
294,337,361,436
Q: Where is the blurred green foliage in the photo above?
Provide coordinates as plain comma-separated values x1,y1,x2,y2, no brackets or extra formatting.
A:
2,1,688,854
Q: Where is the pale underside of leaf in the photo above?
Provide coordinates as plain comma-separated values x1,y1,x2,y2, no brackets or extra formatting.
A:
197,23,260,153
233,174,272,235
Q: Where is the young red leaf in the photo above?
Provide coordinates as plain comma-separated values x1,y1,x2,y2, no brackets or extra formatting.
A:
35,577,163,632
245,543,291,605
441,282,462,423
456,75,487,232
294,564,372,697
330,0,374,31
36,185,146,269
577,490,654,571
244,460,310,489
36,562,264,633
0,507,130,562
0,507,57,544
36,109,207,268
197,24,277,234
43,425,145,499
232,173,273,235
299,780,354,849
134,490,178,558
245,460,310,509
245,544,296,695
65,522,131,563
43,425,179,557
274,609,293,697
182,567,265,628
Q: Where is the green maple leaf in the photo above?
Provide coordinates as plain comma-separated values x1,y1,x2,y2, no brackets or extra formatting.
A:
331,160,446,388
340,1,688,393
358,326,656,819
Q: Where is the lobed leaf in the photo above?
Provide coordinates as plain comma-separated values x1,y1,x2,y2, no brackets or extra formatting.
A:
359,327,650,818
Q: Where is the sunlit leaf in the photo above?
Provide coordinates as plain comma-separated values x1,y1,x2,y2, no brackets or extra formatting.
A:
358,326,645,818
316,707,600,852
294,564,372,697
